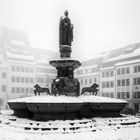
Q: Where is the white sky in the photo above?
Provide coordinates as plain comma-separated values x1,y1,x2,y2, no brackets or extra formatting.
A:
0,0,140,60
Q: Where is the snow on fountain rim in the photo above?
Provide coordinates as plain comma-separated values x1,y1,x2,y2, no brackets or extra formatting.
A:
8,95,127,104
80,95,127,103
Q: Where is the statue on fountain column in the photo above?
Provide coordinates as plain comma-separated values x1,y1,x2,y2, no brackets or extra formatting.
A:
59,10,73,47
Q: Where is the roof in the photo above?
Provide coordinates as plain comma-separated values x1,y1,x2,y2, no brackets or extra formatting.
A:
115,59,140,67
102,42,140,68
81,57,104,67
104,42,140,61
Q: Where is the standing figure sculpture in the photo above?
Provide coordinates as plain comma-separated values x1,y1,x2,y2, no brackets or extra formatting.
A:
59,10,73,46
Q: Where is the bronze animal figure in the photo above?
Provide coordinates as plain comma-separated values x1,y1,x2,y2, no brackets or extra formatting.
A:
81,83,99,95
34,84,50,95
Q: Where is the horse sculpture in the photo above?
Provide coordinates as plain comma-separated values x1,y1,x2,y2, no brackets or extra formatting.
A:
34,84,50,95
81,83,99,95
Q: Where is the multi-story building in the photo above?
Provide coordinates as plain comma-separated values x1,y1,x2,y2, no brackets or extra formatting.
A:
75,57,103,93
100,66,115,98
75,43,140,112
0,64,8,109
35,60,56,89
0,26,57,109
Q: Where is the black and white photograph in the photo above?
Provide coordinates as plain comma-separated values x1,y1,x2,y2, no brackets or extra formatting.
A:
0,0,140,139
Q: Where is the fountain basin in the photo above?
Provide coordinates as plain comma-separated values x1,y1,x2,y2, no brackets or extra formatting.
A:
8,96,127,120
8,101,33,118
49,59,81,69
26,103,83,114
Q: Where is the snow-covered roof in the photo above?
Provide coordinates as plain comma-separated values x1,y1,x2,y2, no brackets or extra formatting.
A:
78,64,98,70
75,72,99,78
81,57,103,67
104,43,140,63
36,57,50,65
6,50,35,62
100,67,114,71
115,59,140,66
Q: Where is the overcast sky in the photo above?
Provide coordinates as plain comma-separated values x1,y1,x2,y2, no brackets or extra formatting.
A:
0,0,140,60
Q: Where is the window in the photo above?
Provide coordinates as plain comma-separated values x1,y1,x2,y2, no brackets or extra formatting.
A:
30,88,33,93
91,68,97,73
21,88,24,93
133,78,140,85
26,77,29,83
126,79,130,86
2,72,6,79
110,93,114,98
16,66,20,72
85,79,87,84
2,85,6,92
77,70,82,75
102,93,105,97
134,66,138,73
11,87,15,93
16,77,20,83
122,79,125,86
11,77,15,82
122,68,125,74
21,67,24,72
138,66,140,72
134,65,140,73
126,67,130,74
21,77,24,83
117,80,121,86
26,88,29,93
126,92,130,99
133,92,140,99
122,92,125,99
134,78,137,85
106,71,109,77
117,69,120,75
102,82,105,88
138,78,140,85
26,67,29,73
89,78,92,84
106,93,109,97
110,81,114,87
30,78,34,83
106,81,109,88
102,72,105,78
30,68,33,73
16,87,20,93
110,71,113,77
11,66,15,72
87,69,91,74
117,92,121,99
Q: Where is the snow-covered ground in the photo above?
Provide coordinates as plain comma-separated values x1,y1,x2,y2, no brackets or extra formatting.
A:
0,110,140,140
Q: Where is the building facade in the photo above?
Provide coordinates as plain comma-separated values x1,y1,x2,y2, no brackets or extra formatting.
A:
0,26,57,109
75,43,140,112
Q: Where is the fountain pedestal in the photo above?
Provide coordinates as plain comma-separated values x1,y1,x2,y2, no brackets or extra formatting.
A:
49,45,81,96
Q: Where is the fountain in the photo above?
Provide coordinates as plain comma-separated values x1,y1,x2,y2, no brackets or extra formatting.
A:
8,11,127,121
